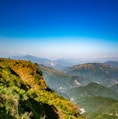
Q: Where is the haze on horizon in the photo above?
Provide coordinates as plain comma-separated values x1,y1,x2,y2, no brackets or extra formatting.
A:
0,0,118,60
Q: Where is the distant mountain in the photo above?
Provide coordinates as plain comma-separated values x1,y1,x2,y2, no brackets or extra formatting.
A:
11,55,52,66
66,83,118,102
53,59,76,71
78,96,118,119
10,55,75,70
104,61,118,69
65,63,118,86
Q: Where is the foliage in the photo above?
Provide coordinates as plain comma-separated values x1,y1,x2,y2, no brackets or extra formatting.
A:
0,58,84,119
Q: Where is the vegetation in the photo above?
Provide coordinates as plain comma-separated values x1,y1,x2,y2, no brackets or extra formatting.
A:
64,82,118,119
66,83,118,102
37,63,118,119
78,96,118,119
0,58,84,119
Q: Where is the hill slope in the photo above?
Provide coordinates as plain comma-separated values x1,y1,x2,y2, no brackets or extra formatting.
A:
37,64,84,91
0,58,84,119
66,63,118,86
66,83,118,102
78,96,118,119
65,83,118,119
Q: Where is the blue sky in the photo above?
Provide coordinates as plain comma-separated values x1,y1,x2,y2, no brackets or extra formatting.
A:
0,0,118,60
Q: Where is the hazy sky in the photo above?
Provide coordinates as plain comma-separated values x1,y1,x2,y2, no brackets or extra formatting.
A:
0,0,118,60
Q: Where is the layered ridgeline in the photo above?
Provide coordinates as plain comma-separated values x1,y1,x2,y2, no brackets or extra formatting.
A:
10,55,75,71
0,58,84,119
64,63,118,119
65,63,118,87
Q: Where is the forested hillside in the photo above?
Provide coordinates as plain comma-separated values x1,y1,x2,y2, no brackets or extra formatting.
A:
0,58,84,119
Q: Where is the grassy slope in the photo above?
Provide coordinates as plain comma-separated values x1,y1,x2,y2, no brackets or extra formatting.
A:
0,58,84,119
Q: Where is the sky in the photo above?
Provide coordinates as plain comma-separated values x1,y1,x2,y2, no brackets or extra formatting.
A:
0,0,118,60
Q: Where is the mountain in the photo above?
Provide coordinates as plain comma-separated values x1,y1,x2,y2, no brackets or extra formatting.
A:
52,59,76,71
64,63,118,119
10,55,75,71
37,64,84,91
0,58,84,119
78,96,118,119
65,83,118,119
66,83,118,103
11,55,52,66
104,61,118,69
65,63,118,86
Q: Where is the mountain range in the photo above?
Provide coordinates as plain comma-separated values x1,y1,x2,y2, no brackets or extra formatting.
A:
10,55,75,71
10,55,118,70
37,62,118,119
7,55,118,119
10,55,118,88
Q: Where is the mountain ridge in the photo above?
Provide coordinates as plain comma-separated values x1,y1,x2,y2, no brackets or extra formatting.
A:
10,55,75,70
66,83,118,102
65,63,118,86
